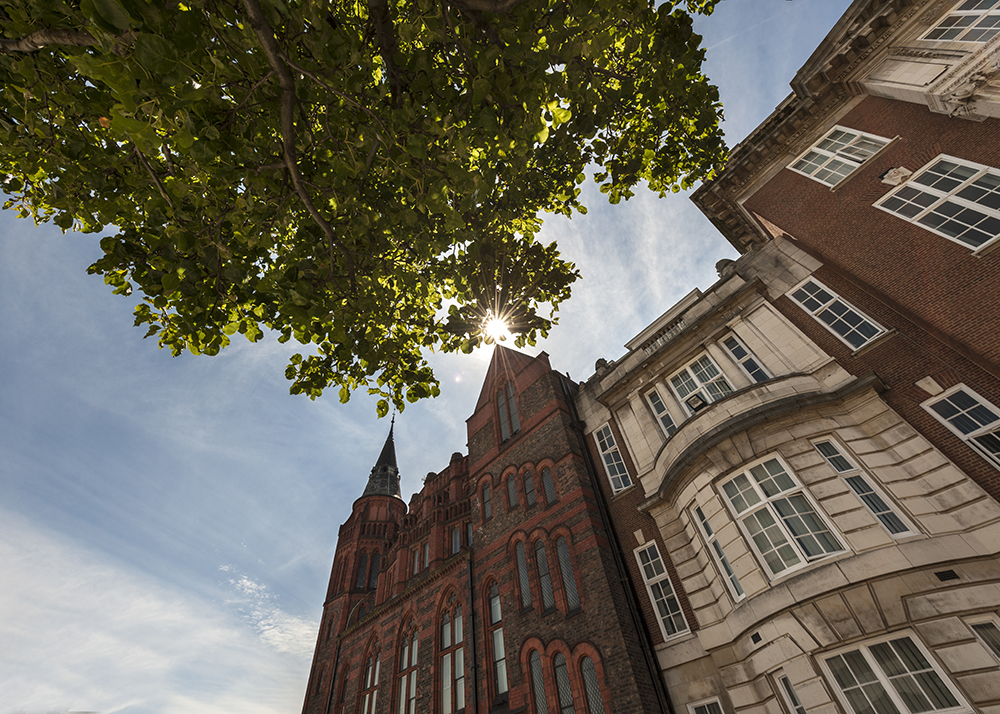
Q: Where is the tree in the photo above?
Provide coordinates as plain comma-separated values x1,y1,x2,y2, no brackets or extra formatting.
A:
0,0,726,414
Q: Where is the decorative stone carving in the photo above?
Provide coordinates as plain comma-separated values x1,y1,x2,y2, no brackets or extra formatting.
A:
716,259,737,279
880,167,913,186
942,60,1000,117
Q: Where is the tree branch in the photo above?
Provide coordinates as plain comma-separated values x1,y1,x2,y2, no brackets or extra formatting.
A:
367,0,404,99
0,28,96,54
132,145,175,210
240,0,357,286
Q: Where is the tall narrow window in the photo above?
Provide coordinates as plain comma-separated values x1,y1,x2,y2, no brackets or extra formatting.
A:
823,634,965,714
452,527,461,554
646,389,677,438
397,629,418,714
506,475,519,509
635,541,689,640
923,1,1000,42
813,439,913,535
790,126,889,187
524,471,537,507
788,278,886,350
723,334,769,383
483,483,493,520
413,549,420,576
556,536,581,611
876,156,1000,251
541,467,558,504
516,542,532,609
553,653,575,714
971,620,1000,661
440,600,465,714
487,584,508,698
581,657,606,714
466,523,473,548
923,384,1000,469
778,676,807,714
694,506,744,600
355,552,369,591
338,671,350,714
670,354,734,415
497,381,520,442
595,424,632,492
368,552,381,590
722,455,843,577
360,651,380,714
423,543,429,570
535,540,556,611
529,651,547,714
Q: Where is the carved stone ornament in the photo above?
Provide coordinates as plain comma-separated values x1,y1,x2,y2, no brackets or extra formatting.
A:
880,167,913,186
943,59,1000,117
716,258,737,279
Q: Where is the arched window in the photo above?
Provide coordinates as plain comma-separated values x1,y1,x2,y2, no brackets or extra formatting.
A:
524,471,537,507
338,669,350,714
487,584,508,698
368,552,381,590
440,596,465,714
397,626,419,714
529,651,546,714
506,475,518,509
541,467,557,504
355,552,368,590
360,650,380,714
497,381,520,442
556,537,580,611
553,653,574,714
515,542,532,609
357,603,366,622
535,540,555,611
483,483,493,520
581,657,606,714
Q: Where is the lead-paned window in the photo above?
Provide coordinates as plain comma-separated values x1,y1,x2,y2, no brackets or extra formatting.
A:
553,653,574,714
581,657,606,714
541,467,558,504
506,475,518,509
497,381,520,442
923,384,1000,469
440,602,465,714
368,552,381,590
356,552,369,590
524,470,537,507
790,126,889,187
483,482,493,519
722,334,769,383
823,634,965,714
813,439,913,535
487,584,508,697
876,156,1000,251
722,455,842,577
529,651,547,714
360,652,381,714
596,424,632,492
397,629,418,714
556,536,581,611
535,540,556,611
670,354,734,415
789,278,886,350
646,389,678,438
694,506,744,600
635,541,688,640
922,0,1000,42
516,541,532,609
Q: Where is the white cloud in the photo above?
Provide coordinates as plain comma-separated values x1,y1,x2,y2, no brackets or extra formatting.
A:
221,568,316,658
0,511,310,714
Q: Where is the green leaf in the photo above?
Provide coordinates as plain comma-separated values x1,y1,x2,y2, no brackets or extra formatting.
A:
92,0,133,30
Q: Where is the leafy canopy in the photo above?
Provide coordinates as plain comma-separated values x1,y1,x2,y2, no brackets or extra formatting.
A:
0,0,726,414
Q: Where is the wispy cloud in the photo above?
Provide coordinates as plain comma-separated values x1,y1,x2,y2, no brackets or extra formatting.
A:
221,567,316,658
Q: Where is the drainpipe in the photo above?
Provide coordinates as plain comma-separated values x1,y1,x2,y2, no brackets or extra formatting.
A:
564,384,675,714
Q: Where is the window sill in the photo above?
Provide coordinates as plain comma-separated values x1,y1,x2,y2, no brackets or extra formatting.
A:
973,237,1000,258
850,329,896,357
829,136,901,193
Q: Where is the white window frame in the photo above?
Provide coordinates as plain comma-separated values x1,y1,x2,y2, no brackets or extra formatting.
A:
669,353,735,416
967,614,1000,662
720,454,844,578
721,333,770,384
875,155,1000,252
595,423,633,493
811,437,917,538
692,504,745,602
788,277,887,351
775,672,807,714
686,698,724,714
820,632,971,714
646,386,678,438
789,125,890,187
634,540,689,641
922,383,1000,470
921,0,1000,43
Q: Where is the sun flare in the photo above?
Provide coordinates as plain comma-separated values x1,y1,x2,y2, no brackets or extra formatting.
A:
483,315,511,341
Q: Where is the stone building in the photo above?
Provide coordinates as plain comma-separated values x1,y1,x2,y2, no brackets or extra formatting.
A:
302,1,1000,713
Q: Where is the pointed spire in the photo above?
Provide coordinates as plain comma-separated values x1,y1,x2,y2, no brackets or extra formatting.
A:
362,417,401,499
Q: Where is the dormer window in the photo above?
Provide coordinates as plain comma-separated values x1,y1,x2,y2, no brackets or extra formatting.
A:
497,381,520,442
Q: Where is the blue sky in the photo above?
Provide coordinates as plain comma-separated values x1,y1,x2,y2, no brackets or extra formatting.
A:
0,1,853,712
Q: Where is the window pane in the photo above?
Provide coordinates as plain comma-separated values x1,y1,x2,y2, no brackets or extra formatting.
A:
972,622,1000,659
536,541,555,610
530,651,547,714
582,657,606,714
542,467,557,504
554,653,574,714
516,542,532,609
557,537,581,610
